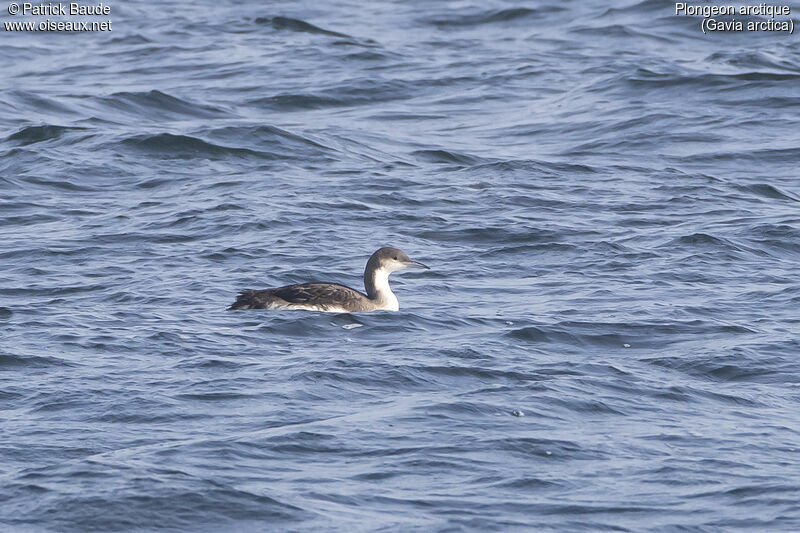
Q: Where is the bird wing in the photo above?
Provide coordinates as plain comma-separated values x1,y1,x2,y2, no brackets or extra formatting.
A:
228,283,368,310
271,283,366,307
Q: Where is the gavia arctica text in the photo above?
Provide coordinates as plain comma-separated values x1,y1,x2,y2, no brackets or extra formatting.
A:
228,247,429,312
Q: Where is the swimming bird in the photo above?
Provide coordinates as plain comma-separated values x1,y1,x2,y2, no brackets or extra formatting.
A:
228,247,429,312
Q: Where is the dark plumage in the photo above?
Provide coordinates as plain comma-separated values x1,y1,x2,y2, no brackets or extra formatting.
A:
228,247,429,312
228,283,371,312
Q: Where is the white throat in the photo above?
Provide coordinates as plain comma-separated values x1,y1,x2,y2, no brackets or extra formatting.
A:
371,267,399,311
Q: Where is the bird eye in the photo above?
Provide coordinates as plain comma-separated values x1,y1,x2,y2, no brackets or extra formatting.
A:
393,256,398,260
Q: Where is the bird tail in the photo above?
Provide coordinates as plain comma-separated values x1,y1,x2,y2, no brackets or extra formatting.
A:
228,290,255,310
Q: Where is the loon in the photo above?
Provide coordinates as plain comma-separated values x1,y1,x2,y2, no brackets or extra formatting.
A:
228,247,429,312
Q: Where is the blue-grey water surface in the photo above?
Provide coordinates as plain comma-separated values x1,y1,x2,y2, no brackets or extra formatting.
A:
2,0,800,531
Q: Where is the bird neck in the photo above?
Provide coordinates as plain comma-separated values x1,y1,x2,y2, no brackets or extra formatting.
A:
364,264,399,311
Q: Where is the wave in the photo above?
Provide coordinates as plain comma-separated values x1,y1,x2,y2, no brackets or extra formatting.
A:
121,133,280,160
99,90,228,120
0,353,74,368
5,125,87,146
255,16,351,38
507,319,755,349
411,149,484,166
424,7,560,27
249,78,416,111
737,183,799,202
